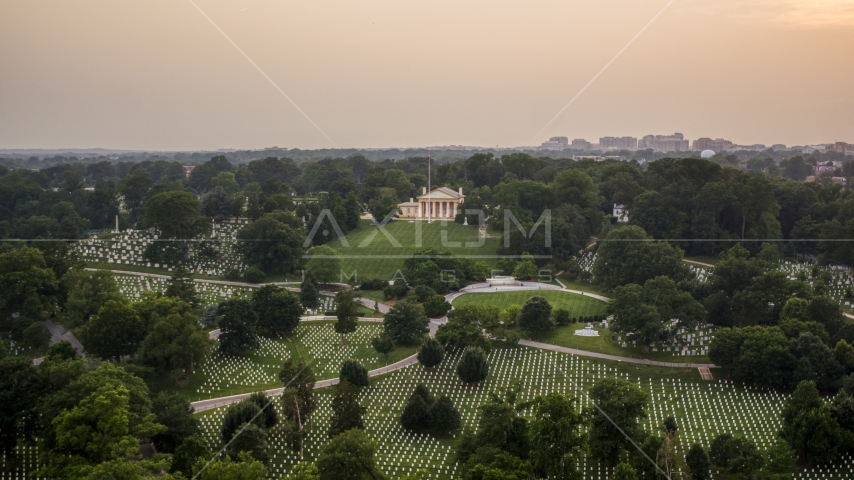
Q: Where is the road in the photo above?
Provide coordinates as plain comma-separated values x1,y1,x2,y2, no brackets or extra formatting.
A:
191,349,420,412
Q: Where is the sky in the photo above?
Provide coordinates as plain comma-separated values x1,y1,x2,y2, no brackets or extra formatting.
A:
1,0,853,151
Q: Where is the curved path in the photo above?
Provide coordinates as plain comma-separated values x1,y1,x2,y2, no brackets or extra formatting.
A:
70,272,717,411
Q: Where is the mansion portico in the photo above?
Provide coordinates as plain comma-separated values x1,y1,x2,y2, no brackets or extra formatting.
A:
398,187,465,220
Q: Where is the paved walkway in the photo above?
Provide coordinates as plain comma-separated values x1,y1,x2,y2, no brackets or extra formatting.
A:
33,320,85,365
517,339,716,368
191,351,419,412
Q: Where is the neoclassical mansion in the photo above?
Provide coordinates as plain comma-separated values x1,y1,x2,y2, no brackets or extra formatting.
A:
397,187,465,220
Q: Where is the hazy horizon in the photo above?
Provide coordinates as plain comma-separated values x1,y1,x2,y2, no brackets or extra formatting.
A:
2,0,853,151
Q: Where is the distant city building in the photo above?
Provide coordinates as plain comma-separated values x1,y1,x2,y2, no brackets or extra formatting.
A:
572,139,592,151
183,166,195,178
692,137,733,152
613,204,629,223
539,136,569,151
572,155,627,162
639,133,690,152
693,138,767,152
427,145,481,151
825,142,852,154
771,144,787,151
599,136,638,150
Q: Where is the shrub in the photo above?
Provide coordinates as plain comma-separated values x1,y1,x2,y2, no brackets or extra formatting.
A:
244,267,266,284
417,338,445,370
225,269,241,281
456,347,489,385
339,360,369,387
554,308,571,326
360,278,388,290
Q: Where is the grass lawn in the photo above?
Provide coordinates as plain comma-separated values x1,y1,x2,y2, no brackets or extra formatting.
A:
452,289,608,318
324,219,501,281
554,275,613,297
356,290,388,306
526,324,711,363
193,343,815,479
169,321,417,401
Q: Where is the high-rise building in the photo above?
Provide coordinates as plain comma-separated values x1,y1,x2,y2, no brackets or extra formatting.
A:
539,136,569,151
692,137,734,152
599,136,638,150
639,133,690,152
572,139,592,151
825,142,852,154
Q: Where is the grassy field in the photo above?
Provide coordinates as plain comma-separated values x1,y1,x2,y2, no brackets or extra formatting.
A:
451,289,608,317
323,219,501,281
170,321,417,401
526,325,711,363
191,343,833,480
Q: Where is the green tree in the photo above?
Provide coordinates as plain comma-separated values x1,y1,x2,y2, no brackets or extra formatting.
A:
164,265,198,307
589,377,649,466
328,381,366,437
217,299,259,356
279,360,317,459
62,269,122,327
457,347,489,385
428,395,461,433
370,334,395,363
237,211,306,274
517,296,554,333
401,390,430,431
227,422,271,465
143,190,207,239
170,434,210,478
220,394,277,445
368,194,400,222
335,291,359,345
45,339,79,361
528,392,589,479
422,294,451,317
46,384,166,478
0,246,57,324
301,271,320,309
339,360,369,387
22,322,51,352
592,225,689,289
512,260,539,281
197,452,268,480
456,385,531,471
417,337,445,370
139,312,213,372
611,462,638,480
316,428,386,480
383,301,429,344
610,276,706,345
285,462,320,480
82,300,145,360
132,292,193,330
781,380,845,464
305,245,342,283
253,285,303,337
150,391,200,453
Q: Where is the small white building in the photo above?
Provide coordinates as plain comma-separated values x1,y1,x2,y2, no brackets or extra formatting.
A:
397,187,465,220
613,204,629,223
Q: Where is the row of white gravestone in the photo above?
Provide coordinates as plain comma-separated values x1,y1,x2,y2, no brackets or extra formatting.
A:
193,347,848,479
75,220,249,276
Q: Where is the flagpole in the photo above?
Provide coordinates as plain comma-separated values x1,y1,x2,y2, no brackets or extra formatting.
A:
427,150,431,223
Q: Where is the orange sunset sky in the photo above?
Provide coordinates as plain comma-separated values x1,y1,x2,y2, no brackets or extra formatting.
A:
1,0,852,150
